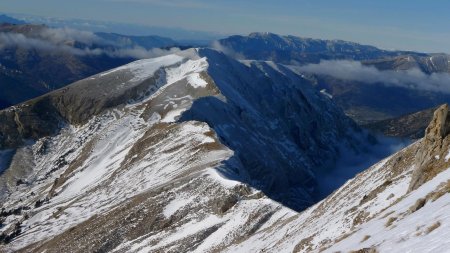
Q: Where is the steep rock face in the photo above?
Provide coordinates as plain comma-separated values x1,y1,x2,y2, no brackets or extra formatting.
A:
409,104,450,191
180,49,364,209
423,104,450,142
0,48,369,252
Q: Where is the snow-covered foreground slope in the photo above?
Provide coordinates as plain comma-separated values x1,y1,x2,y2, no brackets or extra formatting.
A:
0,48,447,252
226,105,450,252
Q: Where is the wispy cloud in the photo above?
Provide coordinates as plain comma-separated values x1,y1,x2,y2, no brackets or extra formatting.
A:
210,40,245,59
295,60,450,94
0,28,181,59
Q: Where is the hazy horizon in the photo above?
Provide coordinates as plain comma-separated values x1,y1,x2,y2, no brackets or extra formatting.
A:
1,1,450,53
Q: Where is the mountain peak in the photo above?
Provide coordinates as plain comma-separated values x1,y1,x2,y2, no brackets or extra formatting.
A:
425,103,450,142
248,32,278,37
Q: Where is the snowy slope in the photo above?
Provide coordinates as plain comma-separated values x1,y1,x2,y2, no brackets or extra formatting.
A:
0,48,369,252
1,47,447,253
0,49,236,251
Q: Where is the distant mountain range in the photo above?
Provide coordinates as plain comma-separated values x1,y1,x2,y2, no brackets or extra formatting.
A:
219,32,419,63
218,32,450,124
4,13,222,43
365,54,450,74
0,14,25,25
218,32,448,65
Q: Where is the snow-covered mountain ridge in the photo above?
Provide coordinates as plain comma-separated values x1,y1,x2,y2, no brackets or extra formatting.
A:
0,48,448,252
0,48,369,252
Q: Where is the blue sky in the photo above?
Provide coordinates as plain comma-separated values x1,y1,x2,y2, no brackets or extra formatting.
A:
1,0,450,53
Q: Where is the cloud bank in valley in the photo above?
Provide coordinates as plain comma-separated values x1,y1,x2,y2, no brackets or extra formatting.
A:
296,60,450,94
0,27,181,59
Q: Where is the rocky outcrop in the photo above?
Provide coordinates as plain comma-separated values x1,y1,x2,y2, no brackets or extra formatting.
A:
0,97,63,149
409,104,450,191
423,104,450,143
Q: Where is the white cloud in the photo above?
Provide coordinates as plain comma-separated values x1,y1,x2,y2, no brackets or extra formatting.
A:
0,29,181,59
210,40,245,60
296,60,450,94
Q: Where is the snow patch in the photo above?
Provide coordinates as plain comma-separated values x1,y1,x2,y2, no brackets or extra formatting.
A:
99,54,184,82
187,73,208,88
166,58,208,85
163,194,196,218
204,168,241,188
161,108,188,123
445,150,450,162
148,112,162,125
